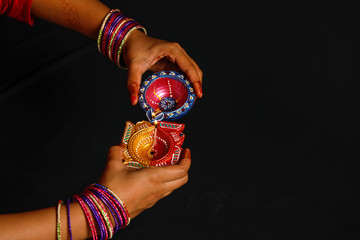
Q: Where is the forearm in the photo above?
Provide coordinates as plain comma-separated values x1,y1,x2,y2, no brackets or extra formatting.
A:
0,203,91,240
30,0,110,39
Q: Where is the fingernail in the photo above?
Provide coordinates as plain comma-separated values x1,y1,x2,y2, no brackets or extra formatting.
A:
131,95,137,105
194,82,203,98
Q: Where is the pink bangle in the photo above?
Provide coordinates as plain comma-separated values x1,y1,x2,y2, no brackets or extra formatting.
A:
85,190,114,239
73,194,98,240
87,184,130,228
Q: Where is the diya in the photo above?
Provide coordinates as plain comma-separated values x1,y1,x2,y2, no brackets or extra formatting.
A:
139,71,196,123
121,71,196,168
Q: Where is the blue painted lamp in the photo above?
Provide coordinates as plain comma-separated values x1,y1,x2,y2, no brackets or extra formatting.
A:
138,71,196,123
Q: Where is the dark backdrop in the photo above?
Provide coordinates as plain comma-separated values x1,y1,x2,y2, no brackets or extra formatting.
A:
1,0,360,239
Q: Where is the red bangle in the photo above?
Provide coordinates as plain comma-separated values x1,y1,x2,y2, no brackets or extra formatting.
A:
101,12,127,55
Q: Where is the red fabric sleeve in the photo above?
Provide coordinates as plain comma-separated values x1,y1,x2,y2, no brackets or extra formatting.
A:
0,0,34,25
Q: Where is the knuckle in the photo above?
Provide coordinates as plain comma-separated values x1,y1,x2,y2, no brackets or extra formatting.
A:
129,62,143,72
169,41,182,50
178,167,188,179
127,80,140,88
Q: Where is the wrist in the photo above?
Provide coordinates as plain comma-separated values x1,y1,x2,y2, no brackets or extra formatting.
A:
123,29,147,52
121,29,148,67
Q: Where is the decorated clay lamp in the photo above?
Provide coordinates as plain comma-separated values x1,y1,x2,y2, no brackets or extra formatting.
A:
121,71,196,168
139,71,196,124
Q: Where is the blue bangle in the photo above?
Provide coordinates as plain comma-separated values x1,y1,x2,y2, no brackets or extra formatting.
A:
66,198,73,240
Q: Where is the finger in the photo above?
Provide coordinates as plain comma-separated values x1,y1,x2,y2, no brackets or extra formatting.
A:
151,54,203,98
160,148,191,183
186,56,203,98
163,173,189,192
181,49,203,84
178,52,203,98
168,48,203,98
181,148,191,159
192,81,203,99
127,65,143,105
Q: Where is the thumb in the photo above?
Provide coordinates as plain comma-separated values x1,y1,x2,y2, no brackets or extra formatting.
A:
106,145,127,171
127,65,143,105
97,145,127,188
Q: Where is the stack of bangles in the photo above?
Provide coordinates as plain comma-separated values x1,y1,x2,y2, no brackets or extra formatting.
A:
97,9,147,69
56,183,130,240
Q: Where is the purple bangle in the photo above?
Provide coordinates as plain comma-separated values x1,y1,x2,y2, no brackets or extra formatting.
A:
102,13,122,55
101,11,121,54
86,188,121,233
87,185,128,228
110,18,134,57
90,184,129,228
67,198,73,240
111,19,136,62
87,186,125,229
108,16,131,61
104,13,127,57
80,193,108,240
73,194,98,240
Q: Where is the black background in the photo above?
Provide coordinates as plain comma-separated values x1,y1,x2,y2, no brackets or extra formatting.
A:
1,0,360,239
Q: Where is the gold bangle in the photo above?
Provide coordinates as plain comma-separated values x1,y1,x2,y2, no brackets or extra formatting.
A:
105,187,131,225
56,200,63,240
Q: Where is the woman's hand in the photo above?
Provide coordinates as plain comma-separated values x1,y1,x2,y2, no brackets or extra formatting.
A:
97,145,191,218
123,30,203,105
